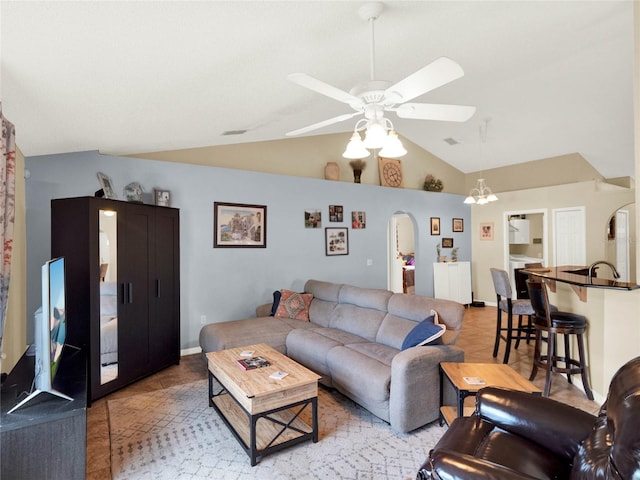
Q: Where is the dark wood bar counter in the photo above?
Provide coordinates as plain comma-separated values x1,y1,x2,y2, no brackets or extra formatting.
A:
525,265,640,291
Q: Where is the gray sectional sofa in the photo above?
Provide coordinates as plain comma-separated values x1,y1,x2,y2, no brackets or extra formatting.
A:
199,279,465,433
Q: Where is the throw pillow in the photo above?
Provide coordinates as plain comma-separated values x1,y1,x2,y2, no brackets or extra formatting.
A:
274,289,313,321
401,314,446,350
269,290,282,316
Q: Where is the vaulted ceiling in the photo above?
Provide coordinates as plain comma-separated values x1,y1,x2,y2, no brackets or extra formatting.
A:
1,1,635,178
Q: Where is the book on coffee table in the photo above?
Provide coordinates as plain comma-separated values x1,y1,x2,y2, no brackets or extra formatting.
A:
237,356,271,370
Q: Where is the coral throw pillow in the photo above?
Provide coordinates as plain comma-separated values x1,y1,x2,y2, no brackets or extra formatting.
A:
274,289,313,321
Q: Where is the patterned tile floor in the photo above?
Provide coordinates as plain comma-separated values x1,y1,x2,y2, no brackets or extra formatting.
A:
86,305,600,479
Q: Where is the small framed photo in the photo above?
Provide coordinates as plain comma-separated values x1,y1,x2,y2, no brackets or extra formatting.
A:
214,202,267,248
154,189,171,207
305,209,322,228
480,222,494,241
325,227,349,256
442,237,454,248
430,217,441,235
452,218,464,232
351,211,366,229
329,205,344,222
97,172,116,199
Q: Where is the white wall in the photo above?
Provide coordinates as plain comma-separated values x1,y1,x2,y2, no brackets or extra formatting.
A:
25,151,471,350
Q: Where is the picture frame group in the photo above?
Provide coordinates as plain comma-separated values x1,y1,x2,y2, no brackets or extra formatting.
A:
213,202,267,248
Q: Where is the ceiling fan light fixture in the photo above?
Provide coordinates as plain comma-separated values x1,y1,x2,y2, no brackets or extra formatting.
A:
363,121,387,149
379,130,407,158
342,132,371,159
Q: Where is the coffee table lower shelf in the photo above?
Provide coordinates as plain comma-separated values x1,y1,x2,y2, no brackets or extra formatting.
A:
209,373,317,466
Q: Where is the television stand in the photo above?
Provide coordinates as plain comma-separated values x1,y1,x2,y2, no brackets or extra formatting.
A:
1,346,87,479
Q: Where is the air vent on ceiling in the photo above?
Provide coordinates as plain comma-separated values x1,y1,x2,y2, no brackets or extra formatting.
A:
222,129,248,136
444,137,459,145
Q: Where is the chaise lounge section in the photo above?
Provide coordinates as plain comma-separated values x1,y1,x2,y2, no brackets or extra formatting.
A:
199,279,465,433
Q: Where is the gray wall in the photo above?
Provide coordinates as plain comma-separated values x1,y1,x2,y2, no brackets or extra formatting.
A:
25,151,471,350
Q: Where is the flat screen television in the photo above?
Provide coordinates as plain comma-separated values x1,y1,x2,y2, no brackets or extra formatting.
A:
8,257,73,413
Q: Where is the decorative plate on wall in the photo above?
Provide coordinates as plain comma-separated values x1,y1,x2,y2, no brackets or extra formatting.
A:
378,157,404,188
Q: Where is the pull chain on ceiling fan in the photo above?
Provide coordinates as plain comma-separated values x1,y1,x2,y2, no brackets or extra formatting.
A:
286,1,476,159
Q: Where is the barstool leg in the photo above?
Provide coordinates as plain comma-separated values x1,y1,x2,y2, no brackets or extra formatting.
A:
576,333,594,400
564,334,573,384
529,327,542,381
515,315,524,349
503,307,514,364
544,332,555,397
493,305,502,358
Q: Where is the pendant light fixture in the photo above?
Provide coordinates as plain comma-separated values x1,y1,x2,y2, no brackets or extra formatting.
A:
464,119,498,204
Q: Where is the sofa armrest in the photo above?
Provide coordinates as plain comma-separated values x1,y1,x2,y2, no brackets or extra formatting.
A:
255,303,273,317
389,345,464,433
477,387,596,460
419,450,540,480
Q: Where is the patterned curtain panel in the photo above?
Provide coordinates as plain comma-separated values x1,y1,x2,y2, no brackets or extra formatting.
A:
0,103,17,356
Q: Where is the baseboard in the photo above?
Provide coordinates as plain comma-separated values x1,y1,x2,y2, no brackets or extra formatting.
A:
180,347,202,356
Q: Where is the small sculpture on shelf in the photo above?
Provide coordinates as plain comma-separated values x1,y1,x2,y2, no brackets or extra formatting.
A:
423,174,443,192
123,182,144,203
349,160,366,183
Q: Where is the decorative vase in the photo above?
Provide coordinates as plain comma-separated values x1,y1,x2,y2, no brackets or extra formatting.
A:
324,162,340,181
353,169,362,183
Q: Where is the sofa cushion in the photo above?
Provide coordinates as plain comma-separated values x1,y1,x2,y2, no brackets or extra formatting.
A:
401,314,445,350
274,289,313,320
326,344,393,420
199,316,304,354
286,328,354,377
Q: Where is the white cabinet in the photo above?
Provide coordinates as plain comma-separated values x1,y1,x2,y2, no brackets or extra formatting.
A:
509,219,530,244
433,261,472,304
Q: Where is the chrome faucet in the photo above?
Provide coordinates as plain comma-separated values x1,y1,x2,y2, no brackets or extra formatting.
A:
588,260,620,281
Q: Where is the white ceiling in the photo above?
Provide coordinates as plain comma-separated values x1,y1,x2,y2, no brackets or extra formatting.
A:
1,1,635,177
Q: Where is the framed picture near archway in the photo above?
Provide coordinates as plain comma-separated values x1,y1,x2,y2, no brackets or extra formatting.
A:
480,222,494,241
430,217,440,235
452,218,464,232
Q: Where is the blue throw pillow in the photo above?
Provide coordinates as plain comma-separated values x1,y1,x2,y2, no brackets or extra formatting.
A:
401,314,446,350
270,290,282,316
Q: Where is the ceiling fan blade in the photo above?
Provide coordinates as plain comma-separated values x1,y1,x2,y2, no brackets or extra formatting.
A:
394,103,476,122
288,73,363,106
286,112,361,136
384,57,465,104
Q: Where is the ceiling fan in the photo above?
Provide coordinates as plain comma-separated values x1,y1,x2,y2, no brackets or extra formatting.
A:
285,2,476,157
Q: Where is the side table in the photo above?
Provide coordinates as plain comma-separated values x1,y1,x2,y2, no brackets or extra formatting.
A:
439,362,541,426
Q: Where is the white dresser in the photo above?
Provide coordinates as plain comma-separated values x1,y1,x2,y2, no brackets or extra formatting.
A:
433,261,472,305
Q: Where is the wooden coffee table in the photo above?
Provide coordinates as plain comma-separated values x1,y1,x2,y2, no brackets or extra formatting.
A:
206,343,321,466
439,362,542,425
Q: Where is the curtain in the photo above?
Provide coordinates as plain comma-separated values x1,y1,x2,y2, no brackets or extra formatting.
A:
0,103,17,355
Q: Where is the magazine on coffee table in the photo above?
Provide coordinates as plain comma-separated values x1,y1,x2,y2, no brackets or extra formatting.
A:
237,355,271,370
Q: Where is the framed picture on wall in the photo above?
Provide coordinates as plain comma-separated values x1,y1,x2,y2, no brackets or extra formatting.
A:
325,227,349,256
480,222,494,241
213,202,267,248
305,209,322,228
97,172,116,199
452,218,464,232
352,211,366,229
430,217,440,235
329,205,344,222
154,189,171,207
442,237,454,248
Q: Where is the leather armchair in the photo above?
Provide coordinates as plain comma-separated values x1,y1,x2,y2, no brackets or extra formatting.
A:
418,356,640,479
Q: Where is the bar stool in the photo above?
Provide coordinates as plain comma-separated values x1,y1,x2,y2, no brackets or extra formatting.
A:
526,279,594,400
490,268,535,364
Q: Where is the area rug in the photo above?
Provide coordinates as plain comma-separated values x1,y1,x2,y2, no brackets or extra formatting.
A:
108,379,444,480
